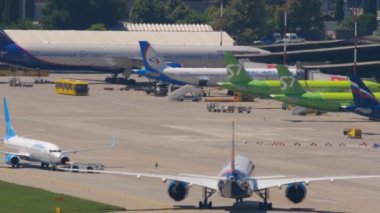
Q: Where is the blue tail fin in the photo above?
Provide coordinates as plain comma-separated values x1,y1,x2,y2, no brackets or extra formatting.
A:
139,41,168,73
3,97,16,138
349,75,378,107
0,28,16,50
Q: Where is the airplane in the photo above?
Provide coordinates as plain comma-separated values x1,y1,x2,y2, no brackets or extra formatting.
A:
1,97,115,169
64,122,380,210
270,65,380,112
138,41,303,87
0,29,269,83
341,75,380,120
219,53,380,98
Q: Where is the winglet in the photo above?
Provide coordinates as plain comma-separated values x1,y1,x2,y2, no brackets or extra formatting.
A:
349,75,378,107
277,64,305,96
139,41,168,73
224,53,252,84
3,97,16,139
231,121,235,171
110,135,116,149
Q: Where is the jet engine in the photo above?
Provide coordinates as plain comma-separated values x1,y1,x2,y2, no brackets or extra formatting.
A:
285,183,307,203
60,156,70,165
167,181,189,201
5,154,19,167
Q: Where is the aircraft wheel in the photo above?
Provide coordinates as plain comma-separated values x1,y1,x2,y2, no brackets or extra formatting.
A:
198,201,203,209
207,201,212,209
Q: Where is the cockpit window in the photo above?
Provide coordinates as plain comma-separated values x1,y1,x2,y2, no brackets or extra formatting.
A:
49,150,62,153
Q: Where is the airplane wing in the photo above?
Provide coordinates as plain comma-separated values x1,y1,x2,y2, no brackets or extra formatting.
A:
61,168,219,190
180,173,285,180
0,150,30,158
253,175,380,190
62,136,116,154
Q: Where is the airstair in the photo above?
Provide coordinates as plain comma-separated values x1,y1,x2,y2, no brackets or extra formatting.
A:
168,84,202,101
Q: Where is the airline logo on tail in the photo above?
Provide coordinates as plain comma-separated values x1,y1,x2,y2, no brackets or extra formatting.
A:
140,41,167,72
349,75,378,107
227,64,242,79
276,64,305,96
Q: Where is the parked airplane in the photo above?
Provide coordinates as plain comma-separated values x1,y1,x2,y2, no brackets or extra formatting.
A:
65,122,380,210
270,65,380,112
138,41,302,87
342,75,380,120
1,97,115,169
219,53,380,98
0,29,269,82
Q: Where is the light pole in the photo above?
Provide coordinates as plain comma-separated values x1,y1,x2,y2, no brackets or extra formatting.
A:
220,0,224,46
351,1,359,75
283,0,288,65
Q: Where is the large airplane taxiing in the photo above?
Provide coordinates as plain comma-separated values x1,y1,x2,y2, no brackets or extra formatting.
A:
342,75,380,120
1,97,115,169
0,29,269,82
137,40,302,87
65,122,380,210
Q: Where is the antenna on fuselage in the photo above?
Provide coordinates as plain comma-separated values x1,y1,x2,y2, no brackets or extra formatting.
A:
231,121,235,171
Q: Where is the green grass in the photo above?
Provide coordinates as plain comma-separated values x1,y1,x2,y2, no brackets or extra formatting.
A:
0,180,125,213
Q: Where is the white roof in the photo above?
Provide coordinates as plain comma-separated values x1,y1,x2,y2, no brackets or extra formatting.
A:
123,22,214,32
5,30,235,46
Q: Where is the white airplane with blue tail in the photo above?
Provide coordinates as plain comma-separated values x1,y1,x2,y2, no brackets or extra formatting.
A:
65,121,380,210
1,97,115,169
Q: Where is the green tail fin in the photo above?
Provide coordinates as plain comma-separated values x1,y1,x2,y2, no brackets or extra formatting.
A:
224,53,252,84
277,64,305,96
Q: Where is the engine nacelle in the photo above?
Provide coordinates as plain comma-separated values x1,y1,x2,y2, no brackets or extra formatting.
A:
285,183,307,204
167,181,189,201
5,154,19,166
60,156,70,165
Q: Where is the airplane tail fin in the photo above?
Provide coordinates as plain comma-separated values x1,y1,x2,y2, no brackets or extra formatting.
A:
231,121,235,171
0,28,16,49
349,75,379,107
3,97,16,139
277,64,306,96
224,53,252,84
139,41,168,73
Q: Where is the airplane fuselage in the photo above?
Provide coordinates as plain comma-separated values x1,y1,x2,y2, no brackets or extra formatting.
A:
4,136,64,164
0,42,269,73
221,80,380,98
217,155,255,199
162,67,303,87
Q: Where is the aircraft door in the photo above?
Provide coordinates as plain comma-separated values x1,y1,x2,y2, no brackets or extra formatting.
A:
198,76,209,87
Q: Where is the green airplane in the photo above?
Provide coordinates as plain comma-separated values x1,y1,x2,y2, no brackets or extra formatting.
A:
271,65,380,112
219,53,380,98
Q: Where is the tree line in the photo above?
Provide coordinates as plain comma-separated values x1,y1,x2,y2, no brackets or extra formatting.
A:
0,0,378,44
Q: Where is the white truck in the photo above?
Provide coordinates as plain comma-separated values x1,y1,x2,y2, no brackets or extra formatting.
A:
275,33,305,44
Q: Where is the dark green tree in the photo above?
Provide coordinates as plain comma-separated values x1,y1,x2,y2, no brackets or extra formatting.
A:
129,0,204,24
207,0,268,44
335,0,344,21
286,0,325,39
42,0,126,30
129,0,166,23
363,0,377,15
363,0,377,32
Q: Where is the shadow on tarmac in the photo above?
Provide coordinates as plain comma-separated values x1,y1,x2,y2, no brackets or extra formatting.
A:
125,201,347,213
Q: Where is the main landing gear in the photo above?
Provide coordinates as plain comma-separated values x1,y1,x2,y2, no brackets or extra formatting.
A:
198,187,215,209
105,72,136,85
256,189,273,210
